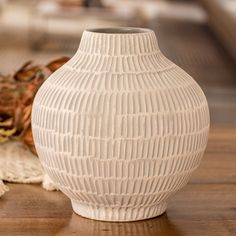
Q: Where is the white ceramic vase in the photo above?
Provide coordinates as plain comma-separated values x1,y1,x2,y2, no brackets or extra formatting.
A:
32,27,210,222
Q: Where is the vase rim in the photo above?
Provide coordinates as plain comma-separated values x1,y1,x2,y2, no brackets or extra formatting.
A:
85,27,153,35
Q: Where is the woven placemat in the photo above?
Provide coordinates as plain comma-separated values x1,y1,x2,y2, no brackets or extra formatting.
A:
0,141,57,197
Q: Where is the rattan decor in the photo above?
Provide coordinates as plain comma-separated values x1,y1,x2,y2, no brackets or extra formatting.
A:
32,27,210,221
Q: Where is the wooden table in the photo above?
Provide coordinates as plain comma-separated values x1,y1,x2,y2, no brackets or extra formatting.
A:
0,126,235,236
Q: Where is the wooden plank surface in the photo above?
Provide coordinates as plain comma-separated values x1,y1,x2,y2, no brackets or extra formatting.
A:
0,125,235,236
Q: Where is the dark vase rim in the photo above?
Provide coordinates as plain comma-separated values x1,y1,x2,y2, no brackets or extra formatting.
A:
85,27,153,35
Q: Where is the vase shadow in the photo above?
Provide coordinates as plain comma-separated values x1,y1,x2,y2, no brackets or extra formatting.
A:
55,212,183,236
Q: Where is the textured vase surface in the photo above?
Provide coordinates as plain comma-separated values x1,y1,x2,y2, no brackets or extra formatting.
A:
32,27,210,221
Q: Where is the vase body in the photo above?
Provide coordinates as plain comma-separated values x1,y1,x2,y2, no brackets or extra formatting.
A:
32,28,210,221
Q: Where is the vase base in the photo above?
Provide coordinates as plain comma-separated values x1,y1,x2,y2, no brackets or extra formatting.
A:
71,200,167,222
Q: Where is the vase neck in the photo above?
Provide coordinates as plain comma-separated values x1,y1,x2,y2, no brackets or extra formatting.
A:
78,28,160,56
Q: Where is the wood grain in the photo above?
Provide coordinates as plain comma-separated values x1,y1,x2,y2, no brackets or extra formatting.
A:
0,126,235,236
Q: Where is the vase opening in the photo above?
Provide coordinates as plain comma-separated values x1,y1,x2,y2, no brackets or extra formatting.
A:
86,27,152,34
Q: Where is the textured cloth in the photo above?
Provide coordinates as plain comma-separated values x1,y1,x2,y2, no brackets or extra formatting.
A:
0,141,57,197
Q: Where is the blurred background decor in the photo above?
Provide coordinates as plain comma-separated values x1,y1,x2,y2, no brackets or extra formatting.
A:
200,0,236,61
0,57,68,196
0,56,69,152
